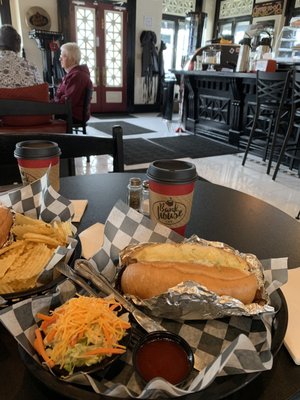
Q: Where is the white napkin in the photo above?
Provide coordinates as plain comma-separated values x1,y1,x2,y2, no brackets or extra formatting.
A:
71,200,88,222
281,267,300,365
79,222,104,259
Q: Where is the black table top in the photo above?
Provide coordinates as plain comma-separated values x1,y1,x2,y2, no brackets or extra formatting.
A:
1,173,300,400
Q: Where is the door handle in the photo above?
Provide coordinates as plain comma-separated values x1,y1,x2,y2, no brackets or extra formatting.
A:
96,67,100,86
102,66,106,86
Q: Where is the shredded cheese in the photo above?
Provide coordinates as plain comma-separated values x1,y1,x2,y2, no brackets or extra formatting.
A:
36,295,131,374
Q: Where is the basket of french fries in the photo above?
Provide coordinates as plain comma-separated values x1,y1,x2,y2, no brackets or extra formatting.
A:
0,174,78,305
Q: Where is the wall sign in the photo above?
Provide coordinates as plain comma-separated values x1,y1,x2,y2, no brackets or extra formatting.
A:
25,7,51,31
252,1,284,17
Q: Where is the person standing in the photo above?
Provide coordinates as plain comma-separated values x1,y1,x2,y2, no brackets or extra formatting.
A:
54,42,93,123
0,24,43,87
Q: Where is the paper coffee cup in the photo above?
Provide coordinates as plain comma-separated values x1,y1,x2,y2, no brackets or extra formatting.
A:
147,159,197,235
14,140,61,191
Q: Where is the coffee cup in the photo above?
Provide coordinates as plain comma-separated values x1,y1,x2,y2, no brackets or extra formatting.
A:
14,140,61,191
146,159,197,236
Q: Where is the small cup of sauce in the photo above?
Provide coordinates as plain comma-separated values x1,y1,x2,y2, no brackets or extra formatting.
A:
132,331,194,386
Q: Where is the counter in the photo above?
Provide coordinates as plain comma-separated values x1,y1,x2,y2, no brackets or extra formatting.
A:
172,70,257,145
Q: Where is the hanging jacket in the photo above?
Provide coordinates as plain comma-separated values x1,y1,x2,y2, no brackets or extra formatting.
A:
140,30,159,77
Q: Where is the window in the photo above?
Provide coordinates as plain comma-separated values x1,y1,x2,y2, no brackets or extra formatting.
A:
0,0,11,25
75,6,96,84
161,17,188,71
217,18,251,44
235,20,250,43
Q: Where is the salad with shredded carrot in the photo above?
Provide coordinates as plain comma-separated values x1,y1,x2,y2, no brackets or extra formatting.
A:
34,295,131,375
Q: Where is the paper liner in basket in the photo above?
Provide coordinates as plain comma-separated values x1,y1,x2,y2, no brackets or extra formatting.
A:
0,201,289,398
0,173,77,304
90,200,287,320
0,260,287,398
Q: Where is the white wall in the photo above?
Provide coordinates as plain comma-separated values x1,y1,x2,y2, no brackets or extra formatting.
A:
10,0,58,76
134,0,163,104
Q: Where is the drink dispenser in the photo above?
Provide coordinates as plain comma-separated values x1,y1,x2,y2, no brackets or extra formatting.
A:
255,37,272,60
236,37,251,72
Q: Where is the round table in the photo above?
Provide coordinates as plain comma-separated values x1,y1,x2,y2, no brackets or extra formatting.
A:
1,173,300,400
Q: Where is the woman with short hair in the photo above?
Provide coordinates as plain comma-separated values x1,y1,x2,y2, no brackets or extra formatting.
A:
54,42,93,123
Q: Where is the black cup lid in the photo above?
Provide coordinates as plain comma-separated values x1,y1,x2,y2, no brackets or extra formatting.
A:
14,140,61,159
147,159,197,184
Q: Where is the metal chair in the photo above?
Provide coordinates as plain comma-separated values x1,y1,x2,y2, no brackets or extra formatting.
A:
272,71,300,181
0,125,124,185
242,70,291,175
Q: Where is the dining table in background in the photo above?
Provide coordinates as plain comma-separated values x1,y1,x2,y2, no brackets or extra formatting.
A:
1,172,300,400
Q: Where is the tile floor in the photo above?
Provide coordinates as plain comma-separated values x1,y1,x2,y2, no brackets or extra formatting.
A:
75,112,300,220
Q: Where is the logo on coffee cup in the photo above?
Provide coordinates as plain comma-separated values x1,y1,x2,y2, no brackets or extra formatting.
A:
152,197,186,226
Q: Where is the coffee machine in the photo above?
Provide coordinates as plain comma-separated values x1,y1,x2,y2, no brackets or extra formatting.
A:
188,43,240,71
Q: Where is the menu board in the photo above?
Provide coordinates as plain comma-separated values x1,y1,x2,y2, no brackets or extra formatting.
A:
252,1,284,17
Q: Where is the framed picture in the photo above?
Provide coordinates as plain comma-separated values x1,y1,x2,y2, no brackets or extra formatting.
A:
25,7,51,31
255,0,278,3
252,1,284,16
252,14,285,43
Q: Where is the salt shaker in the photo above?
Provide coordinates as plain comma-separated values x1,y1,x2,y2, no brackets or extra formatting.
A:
127,177,142,211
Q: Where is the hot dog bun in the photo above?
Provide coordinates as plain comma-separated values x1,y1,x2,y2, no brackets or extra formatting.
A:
121,261,258,304
0,205,13,248
120,242,249,272
120,242,260,304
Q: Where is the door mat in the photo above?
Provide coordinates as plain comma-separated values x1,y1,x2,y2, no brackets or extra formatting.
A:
124,135,240,165
91,113,136,119
150,135,240,159
124,139,177,164
88,121,155,135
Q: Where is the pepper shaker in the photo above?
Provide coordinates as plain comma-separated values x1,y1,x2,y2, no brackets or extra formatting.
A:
127,177,142,211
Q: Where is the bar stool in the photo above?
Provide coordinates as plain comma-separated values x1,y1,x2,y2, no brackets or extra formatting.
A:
242,70,291,175
272,71,300,180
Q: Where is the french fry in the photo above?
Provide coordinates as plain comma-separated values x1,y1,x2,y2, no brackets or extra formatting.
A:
14,213,51,227
0,241,24,256
23,233,61,247
0,282,14,294
12,224,54,239
0,214,73,294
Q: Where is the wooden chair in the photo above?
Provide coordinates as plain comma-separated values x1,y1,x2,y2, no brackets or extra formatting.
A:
72,87,94,135
0,99,73,133
0,125,124,185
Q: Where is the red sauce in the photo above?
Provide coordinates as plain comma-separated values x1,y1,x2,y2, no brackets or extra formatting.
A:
135,338,191,385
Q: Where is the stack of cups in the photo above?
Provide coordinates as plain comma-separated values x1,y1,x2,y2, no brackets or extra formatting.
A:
14,140,61,191
146,159,197,236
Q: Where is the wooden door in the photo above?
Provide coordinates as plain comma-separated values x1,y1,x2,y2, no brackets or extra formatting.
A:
70,2,128,113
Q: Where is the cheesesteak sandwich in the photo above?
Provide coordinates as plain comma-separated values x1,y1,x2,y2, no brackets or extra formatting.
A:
120,242,261,305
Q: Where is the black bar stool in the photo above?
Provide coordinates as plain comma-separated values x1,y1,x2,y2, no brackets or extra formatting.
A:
242,70,291,174
272,71,300,180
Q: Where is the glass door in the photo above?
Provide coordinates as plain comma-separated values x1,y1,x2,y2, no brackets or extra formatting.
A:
161,17,188,72
72,2,127,113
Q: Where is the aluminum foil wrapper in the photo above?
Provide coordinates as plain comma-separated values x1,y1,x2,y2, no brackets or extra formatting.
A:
119,235,274,320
